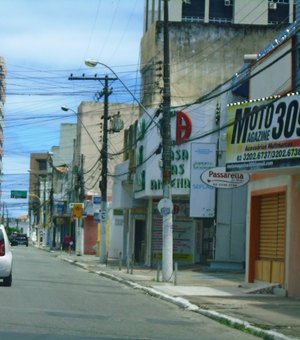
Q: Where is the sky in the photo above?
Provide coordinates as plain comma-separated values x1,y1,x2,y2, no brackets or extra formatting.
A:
0,0,144,218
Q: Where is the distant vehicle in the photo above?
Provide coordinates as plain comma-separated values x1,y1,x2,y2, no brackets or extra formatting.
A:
0,224,13,286
10,233,29,247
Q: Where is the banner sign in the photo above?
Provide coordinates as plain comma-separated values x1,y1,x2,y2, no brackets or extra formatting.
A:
226,95,300,171
190,143,216,217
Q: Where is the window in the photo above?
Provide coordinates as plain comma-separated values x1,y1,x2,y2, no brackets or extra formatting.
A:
182,0,205,20
38,159,47,170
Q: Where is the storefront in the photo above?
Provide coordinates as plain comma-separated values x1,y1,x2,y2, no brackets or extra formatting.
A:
226,94,300,297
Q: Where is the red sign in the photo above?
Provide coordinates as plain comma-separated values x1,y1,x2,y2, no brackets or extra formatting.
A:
176,111,192,144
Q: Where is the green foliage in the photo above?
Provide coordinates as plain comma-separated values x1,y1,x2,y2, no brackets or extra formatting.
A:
5,226,21,237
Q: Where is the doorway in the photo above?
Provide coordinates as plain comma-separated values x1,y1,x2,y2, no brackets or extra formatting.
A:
134,220,146,264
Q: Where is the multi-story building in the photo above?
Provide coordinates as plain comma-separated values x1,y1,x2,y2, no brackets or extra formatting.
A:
28,153,49,245
224,15,300,297
49,123,77,249
112,0,295,269
141,0,294,108
76,101,139,254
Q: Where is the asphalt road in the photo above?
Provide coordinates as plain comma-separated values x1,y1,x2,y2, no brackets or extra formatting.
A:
0,246,257,340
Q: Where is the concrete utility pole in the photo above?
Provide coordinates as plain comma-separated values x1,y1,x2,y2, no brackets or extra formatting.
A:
48,154,55,249
69,74,117,263
295,1,300,91
161,0,173,281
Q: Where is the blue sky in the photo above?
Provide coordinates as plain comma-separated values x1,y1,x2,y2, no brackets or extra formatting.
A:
0,0,144,217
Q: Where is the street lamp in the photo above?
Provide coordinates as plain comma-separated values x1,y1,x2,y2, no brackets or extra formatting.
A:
61,106,101,153
85,59,166,270
84,59,158,127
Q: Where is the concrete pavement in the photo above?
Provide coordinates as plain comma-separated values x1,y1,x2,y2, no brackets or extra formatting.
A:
48,249,300,340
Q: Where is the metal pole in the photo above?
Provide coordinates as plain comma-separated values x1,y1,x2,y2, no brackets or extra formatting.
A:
174,262,178,286
162,0,173,282
49,155,55,249
43,179,46,247
119,251,122,271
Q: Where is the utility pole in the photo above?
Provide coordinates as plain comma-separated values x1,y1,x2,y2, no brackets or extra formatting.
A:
43,178,46,246
48,154,55,249
161,0,173,281
295,1,300,91
69,74,117,263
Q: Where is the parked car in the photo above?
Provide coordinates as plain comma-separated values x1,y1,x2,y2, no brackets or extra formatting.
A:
10,233,28,247
0,224,13,286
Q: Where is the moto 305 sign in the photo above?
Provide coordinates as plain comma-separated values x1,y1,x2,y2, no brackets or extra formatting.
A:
227,94,300,171
201,167,249,189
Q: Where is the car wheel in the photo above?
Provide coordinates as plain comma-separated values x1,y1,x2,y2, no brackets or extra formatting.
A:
3,273,12,287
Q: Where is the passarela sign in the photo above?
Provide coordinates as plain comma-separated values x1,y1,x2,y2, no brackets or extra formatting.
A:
201,167,249,189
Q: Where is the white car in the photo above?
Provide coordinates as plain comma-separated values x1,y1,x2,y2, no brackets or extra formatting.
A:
0,224,13,286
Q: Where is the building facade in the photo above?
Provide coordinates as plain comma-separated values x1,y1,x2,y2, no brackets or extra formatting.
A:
225,25,300,297
76,101,139,255
141,0,294,108
28,153,49,245
111,0,293,268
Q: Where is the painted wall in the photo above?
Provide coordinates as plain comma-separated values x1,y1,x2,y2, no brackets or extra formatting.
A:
141,22,284,108
77,101,139,197
250,40,292,99
84,215,98,255
289,175,300,297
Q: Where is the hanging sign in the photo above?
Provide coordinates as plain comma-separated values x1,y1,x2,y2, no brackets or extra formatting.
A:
201,167,249,189
190,143,216,217
157,198,173,216
72,203,83,218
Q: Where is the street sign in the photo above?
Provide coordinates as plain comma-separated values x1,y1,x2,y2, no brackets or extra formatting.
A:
157,198,173,216
11,190,27,199
93,196,101,205
72,203,83,218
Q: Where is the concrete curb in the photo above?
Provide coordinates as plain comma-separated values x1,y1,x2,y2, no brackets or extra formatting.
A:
63,257,294,340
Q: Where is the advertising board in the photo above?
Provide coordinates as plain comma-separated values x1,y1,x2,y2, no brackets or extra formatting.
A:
190,143,216,217
226,94,300,172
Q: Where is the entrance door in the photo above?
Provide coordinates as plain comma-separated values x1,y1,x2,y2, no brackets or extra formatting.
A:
134,220,146,263
254,192,286,285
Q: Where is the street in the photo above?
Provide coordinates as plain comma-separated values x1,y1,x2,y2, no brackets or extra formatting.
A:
0,246,257,340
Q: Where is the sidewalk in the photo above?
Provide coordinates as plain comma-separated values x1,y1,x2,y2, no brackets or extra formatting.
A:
51,250,300,340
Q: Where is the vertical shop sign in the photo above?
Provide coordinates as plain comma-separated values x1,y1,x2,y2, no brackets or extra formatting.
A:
190,143,216,217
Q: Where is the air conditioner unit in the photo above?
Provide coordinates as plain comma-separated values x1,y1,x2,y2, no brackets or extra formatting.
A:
224,0,232,7
269,2,277,10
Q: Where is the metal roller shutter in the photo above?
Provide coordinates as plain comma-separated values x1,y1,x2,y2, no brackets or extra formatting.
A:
259,193,286,260
255,192,286,284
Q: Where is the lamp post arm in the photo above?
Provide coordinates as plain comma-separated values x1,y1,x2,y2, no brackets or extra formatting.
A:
85,60,159,128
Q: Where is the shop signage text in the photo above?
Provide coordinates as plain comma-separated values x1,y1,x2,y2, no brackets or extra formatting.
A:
150,148,190,190
227,95,300,171
201,167,249,188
